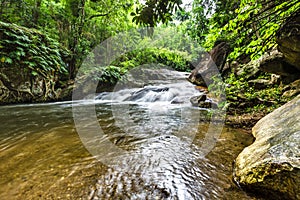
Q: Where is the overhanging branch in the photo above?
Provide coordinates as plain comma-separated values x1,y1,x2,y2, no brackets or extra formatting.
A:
88,12,110,20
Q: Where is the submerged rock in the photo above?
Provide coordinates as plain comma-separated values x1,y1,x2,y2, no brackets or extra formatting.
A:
124,86,170,102
233,95,300,199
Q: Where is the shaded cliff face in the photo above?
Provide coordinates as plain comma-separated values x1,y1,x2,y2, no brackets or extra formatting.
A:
276,13,300,71
0,22,71,104
0,66,72,104
259,14,300,85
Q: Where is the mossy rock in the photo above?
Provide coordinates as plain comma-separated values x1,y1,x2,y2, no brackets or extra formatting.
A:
234,95,300,199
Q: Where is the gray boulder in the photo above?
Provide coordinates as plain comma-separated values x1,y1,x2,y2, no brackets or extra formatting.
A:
236,59,261,80
283,79,300,98
188,42,230,86
234,95,300,199
259,50,300,77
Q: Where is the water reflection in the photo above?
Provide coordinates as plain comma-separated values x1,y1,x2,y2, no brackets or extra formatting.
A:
0,101,257,199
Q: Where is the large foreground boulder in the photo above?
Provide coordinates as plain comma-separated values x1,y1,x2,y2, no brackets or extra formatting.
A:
233,95,300,199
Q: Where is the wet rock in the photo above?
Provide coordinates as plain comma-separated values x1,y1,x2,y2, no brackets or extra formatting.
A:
276,13,300,71
190,94,218,108
124,86,169,101
170,96,185,104
234,95,300,200
188,42,230,86
190,94,207,106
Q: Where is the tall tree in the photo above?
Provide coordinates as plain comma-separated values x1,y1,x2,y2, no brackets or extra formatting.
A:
57,0,134,78
132,0,183,26
0,0,135,79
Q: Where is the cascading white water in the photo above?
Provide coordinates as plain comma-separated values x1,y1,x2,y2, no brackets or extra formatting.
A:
95,69,201,105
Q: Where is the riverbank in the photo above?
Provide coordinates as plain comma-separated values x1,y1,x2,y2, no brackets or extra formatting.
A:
225,110,266,131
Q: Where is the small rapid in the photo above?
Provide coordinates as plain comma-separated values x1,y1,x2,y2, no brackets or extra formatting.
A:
95,83,199,104
94,68,200,105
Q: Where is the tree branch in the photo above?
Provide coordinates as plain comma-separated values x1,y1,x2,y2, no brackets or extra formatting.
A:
88,12,110,20
249,1,298,26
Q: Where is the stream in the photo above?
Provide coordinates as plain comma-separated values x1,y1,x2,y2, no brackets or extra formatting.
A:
0,69,260,199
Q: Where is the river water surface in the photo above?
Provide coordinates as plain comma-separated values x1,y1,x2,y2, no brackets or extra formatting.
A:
0,70,260,199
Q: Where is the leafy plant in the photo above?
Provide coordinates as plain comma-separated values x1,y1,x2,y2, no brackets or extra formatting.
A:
204,0,300,61
223,70,290,113
0,21,67,77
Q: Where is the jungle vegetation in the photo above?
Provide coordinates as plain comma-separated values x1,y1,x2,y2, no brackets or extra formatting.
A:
0,0,299,108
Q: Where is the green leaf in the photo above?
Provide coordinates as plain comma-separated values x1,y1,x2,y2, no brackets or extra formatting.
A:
31,71,38,76
5,57,12,64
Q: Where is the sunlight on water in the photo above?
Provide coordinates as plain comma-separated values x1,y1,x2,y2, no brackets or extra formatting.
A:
0,102,258,199
0,70,260,199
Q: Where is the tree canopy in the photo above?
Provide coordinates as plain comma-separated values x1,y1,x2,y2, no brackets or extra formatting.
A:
1,0,299,80
1,0,135,78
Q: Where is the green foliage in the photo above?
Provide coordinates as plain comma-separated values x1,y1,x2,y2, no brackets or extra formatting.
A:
0,21,67,77
202,0,300,61
81,24,202,85
94,65,125,84
224,72,289,113
0,0,136,79
87,47,191,85
121,48,191,71
186,0,212,41
183,0,238,42
207,75,226,98
132,0,182,26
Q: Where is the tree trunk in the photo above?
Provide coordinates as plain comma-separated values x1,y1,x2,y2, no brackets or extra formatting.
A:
32,0,42,28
